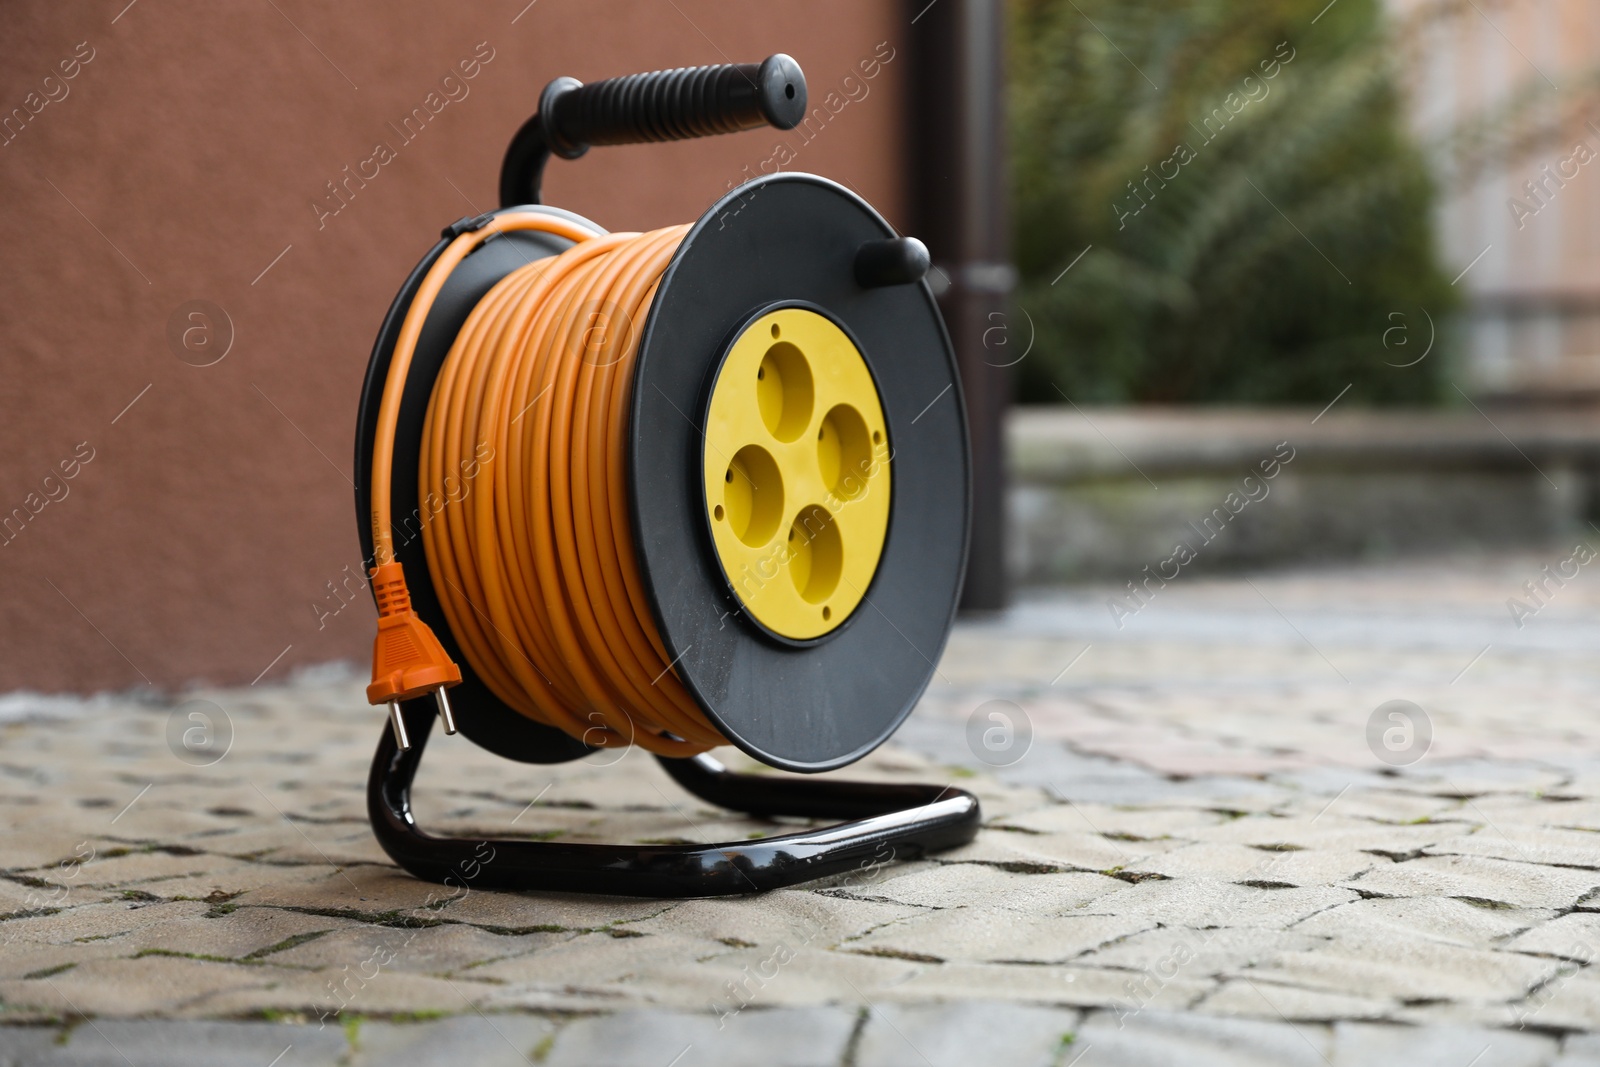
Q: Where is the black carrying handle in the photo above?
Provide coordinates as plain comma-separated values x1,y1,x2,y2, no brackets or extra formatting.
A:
500,54,808,208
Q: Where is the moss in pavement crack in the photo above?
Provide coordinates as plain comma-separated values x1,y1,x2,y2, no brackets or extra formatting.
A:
243,929,331,959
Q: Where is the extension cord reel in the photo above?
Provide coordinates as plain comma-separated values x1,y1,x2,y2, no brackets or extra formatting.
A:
352,54,976,896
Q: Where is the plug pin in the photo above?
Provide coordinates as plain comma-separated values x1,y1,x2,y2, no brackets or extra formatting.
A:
434,687,458,735
387,699,411,751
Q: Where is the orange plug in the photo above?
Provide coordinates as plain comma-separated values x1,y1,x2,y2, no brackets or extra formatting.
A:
366,561,461,749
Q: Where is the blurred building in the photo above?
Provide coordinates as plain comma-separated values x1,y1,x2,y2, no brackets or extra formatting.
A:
0,2,917,691
1395,0,1600,400
1,0,1012,692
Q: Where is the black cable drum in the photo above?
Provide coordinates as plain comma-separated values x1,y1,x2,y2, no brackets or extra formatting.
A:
633,174,969,772
354,205,603,766
356,175,969,772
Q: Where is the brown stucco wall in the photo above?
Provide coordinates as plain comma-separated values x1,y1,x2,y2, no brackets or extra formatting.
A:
0,1,909,692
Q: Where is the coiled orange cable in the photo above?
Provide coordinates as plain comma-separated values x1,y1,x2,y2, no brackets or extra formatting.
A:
371,213,726,756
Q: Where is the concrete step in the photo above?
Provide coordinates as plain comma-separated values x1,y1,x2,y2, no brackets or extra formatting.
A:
1008,406,1600,583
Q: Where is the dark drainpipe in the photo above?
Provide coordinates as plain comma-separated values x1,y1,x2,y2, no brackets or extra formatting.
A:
907,0,1013,612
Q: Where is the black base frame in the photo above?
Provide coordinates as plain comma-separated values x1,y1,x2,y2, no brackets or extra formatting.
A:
368,700,980,897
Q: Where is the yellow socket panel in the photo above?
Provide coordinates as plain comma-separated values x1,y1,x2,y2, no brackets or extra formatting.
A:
702,308,891,640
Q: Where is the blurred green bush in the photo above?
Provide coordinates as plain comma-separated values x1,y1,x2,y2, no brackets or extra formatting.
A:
1010,0,1457,405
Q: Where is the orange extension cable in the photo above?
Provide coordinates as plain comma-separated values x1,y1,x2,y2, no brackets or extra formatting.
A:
367,212,726,757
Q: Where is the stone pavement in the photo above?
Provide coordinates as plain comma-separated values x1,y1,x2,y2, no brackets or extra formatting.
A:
5,549,1600,1064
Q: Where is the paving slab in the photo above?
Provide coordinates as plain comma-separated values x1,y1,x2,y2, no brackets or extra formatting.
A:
0,1020,347,1067
540,1007,857,1067
348,1015,560,1067
1328,1021,1557,1067
854,1002,1081,1067
1075,1009,1333,1067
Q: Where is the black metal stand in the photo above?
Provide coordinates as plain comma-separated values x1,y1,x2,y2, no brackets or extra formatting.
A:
367,701,981,897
